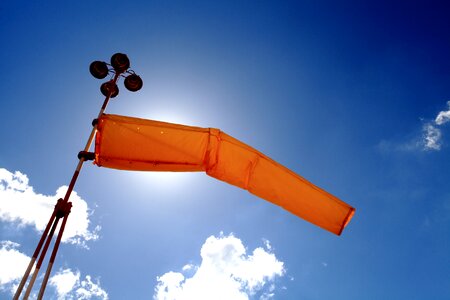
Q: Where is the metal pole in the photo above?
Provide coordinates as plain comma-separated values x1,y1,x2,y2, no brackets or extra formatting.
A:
38,204,71,300
14,71,119,299
61,72,119,204
13,210,57,300
23,217,60,299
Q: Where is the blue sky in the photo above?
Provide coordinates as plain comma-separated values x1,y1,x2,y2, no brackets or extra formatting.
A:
1,1,449,299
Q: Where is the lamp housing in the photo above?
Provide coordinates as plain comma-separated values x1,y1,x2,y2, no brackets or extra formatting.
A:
100,81,119,98
124,74,143,92
111,53,130,73
89,61,109,79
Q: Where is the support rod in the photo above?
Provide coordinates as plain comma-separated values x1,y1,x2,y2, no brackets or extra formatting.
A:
38,204,71,300
23,217,60,299
14,71,120,299
13,209,57,300
61,71,119,205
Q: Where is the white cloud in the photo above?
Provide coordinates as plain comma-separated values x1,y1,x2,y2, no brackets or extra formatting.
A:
379,101,450,152
0,168,100,247
423,123,442,150
262,239,272,251
421,100,450,151
154,233,285,300
49,268,108,300
0,241,31,294
50,268,80,297
435,101,450,125
181,264,195,272
0,242,107,299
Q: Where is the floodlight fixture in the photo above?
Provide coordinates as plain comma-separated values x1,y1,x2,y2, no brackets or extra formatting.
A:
124,74,143,92
111,53,130,73
100,80,119,98
89,61,109,79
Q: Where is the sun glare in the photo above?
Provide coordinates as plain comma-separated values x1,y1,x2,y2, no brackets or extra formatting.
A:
128,171,198,194
144,108,199,126
130,92,202,127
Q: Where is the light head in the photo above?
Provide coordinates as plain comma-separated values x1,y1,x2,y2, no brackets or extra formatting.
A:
111,53,130,73
124,74,143,92
100,80,119,98
89,61,109,79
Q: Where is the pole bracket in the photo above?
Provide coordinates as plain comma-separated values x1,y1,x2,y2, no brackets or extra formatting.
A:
55,199,72,219
78,151,95,161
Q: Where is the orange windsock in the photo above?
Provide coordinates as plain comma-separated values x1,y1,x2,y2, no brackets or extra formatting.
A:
95,114,355,235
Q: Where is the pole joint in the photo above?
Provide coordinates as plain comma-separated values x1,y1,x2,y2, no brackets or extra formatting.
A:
55,198,72,219
78,151,95,161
